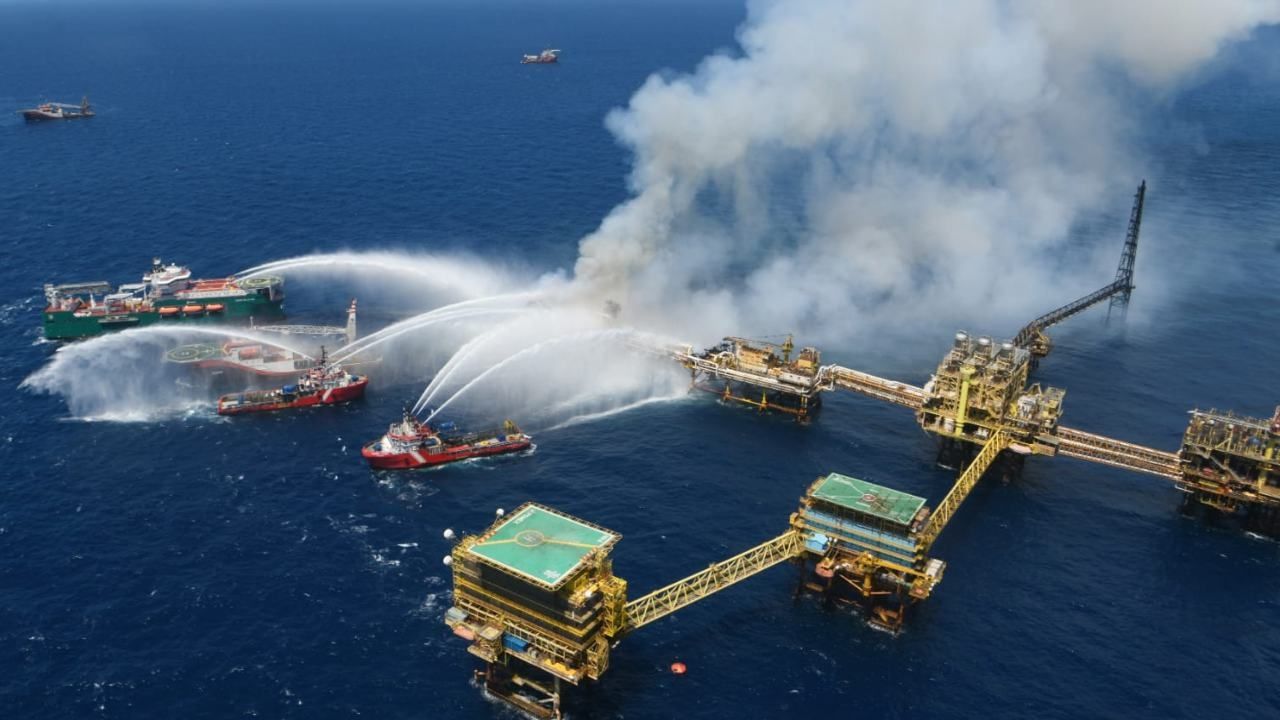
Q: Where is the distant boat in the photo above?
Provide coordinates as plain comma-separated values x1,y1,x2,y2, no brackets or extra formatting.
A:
521,49,560,64
19,96,94,122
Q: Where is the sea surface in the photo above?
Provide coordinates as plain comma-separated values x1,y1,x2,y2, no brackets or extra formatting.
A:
2,2,1280,719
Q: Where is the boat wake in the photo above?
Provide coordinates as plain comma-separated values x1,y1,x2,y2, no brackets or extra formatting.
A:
56,399,221,424
0,296,38,328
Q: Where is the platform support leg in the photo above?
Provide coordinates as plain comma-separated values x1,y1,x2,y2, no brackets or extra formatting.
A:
935,438,973,471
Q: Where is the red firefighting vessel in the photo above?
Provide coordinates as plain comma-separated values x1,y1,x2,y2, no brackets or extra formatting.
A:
361,410,532,469
216,360,368,416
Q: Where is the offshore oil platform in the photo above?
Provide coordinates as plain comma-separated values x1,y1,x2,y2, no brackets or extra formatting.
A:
439,182,1280,715
686,335,827,420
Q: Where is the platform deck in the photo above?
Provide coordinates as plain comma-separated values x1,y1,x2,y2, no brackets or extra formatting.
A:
810,473,926,528
469,504,619,590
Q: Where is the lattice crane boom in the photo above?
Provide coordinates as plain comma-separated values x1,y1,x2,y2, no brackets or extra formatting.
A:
1107,180,1146,322
1012,180,1147,352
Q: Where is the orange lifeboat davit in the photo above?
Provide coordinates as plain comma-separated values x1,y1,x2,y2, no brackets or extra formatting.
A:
205,303,225,313
158,306,181,317
182,304,204,315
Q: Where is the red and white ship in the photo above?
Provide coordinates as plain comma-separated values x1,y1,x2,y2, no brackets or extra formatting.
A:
216,359,368,416
361,410,532,470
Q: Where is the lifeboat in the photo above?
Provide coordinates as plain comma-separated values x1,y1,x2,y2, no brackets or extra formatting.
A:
158,306,181,317
182,304,204,315
205,303,225,313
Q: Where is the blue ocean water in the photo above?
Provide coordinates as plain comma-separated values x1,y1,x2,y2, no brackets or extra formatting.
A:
2,2,1280,719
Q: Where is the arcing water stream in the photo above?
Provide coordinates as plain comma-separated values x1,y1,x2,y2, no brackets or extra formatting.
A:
24,251,688,432
423,329,636,423
22,326,316,421
411,324,514,414
235,251,520,306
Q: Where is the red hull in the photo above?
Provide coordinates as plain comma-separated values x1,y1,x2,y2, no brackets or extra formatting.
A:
217,378,368,415
362,437,532,470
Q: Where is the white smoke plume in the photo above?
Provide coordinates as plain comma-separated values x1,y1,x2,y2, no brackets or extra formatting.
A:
574,0,1280,350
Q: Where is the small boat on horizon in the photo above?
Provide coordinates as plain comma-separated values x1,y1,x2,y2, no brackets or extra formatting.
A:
20,96,94,122
521,49,560,64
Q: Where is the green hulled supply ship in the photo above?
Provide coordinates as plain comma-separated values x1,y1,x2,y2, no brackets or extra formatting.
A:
42,258,284,341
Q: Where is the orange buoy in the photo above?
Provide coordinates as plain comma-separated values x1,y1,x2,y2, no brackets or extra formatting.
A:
158,306,181,316
670,662,687,675
205,303,225,313
181,304,204,314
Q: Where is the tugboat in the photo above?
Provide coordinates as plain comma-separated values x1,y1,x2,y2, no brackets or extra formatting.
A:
42,258,284,340
521,49,560,64
19,96,94,122
362,409,532,470
216,350,368,416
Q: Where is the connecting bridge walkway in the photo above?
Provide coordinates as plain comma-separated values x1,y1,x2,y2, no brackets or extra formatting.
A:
623,530,804,630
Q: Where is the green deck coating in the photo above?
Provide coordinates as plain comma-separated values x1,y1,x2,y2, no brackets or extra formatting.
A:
810,473,926,527
469,505,618,589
